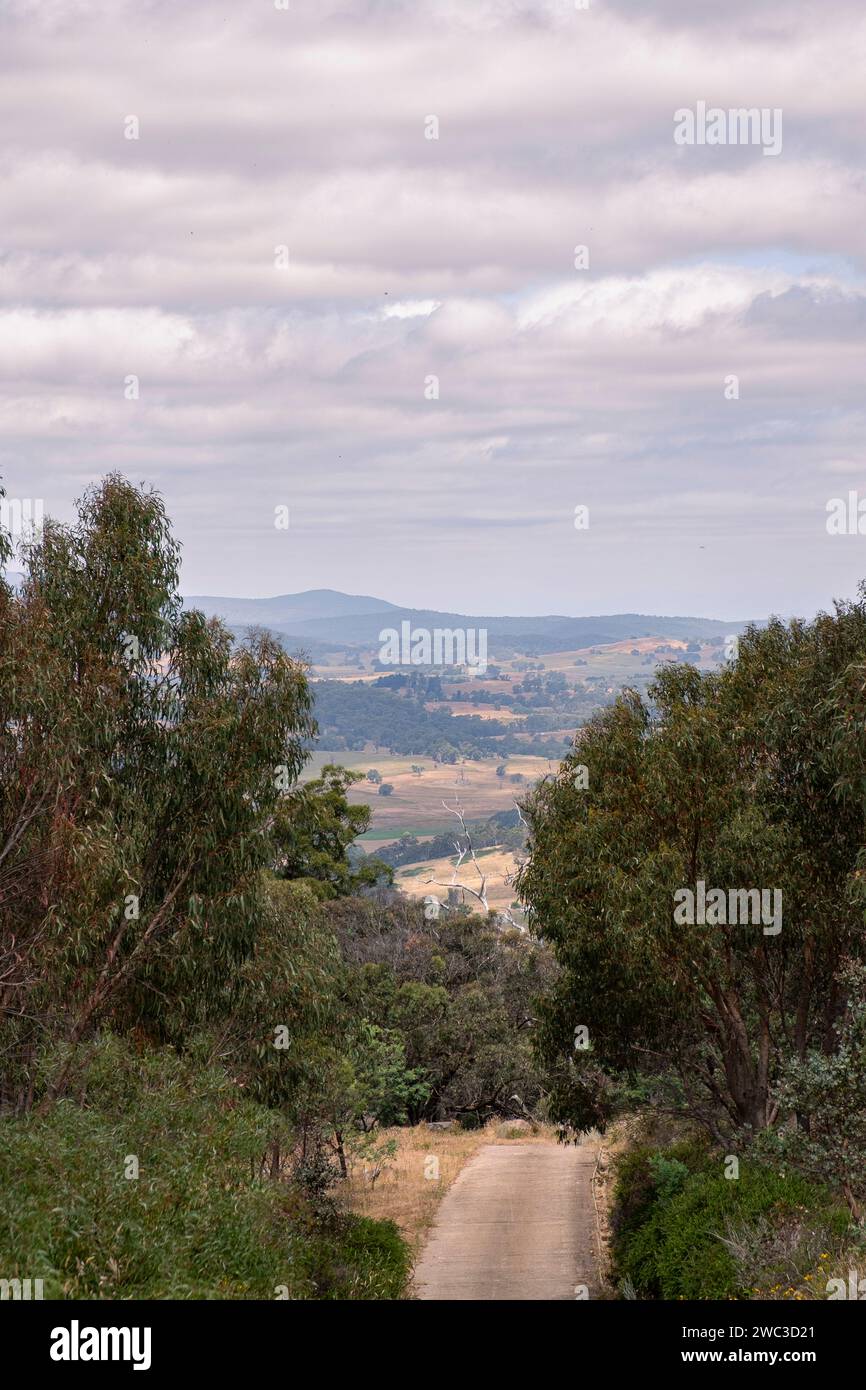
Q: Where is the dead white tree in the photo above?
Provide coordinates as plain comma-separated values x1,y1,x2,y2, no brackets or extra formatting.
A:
426,796,489,912
426,796,528,931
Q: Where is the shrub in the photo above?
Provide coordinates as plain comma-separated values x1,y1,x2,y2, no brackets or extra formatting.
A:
294,1215,410,1300
0,1036,410,1300
757,961,866,1218
611,1138,708,1248
647,1153,690,1203
610,1146,658,1246
612,1141,851,1300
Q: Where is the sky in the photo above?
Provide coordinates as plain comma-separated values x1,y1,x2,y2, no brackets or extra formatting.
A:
1,0,865,620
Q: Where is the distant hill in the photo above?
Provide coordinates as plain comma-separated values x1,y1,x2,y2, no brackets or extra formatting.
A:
181,588,751,654
180,588,399,630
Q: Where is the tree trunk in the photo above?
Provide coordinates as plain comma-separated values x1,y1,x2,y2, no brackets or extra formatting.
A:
333,1129,348,1179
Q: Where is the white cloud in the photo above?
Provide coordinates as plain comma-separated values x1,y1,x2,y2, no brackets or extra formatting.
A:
0,0,864,617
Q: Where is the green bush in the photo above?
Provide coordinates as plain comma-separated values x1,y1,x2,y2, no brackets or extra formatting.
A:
0,1036,410,1300
648,1154,690,1204
610,1145,658,1245
612,1141,850,1300
293,1215,410,1301
611,1137,709,1249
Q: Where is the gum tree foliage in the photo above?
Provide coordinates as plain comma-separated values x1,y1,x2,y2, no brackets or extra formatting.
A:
218,882,427,1177
316,1020,430,1180
0,475,316,1109
218,879,348,1113
272,764,391,898
327,892,557,1123
0,1034,411,1299
350,1021,430,1128
516,593,866,1141
758,961,866,1217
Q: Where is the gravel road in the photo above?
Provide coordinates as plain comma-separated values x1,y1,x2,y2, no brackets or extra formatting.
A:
414,1140,600,1301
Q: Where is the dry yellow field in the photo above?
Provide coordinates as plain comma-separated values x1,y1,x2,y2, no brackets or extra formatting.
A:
424,700,526,721
342,1120,556,1259
395,846,523,913
346,754,553,835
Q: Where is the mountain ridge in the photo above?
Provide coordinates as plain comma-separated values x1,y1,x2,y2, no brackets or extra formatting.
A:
180,589,752,655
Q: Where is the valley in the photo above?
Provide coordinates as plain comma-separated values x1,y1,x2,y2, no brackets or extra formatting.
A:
286,597,745,916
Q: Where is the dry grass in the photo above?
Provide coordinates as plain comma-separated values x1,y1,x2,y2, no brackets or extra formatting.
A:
424,700,527,722
345,754,552,833
591,1115,644,1294
302,751,551,818
341,1120,556,1257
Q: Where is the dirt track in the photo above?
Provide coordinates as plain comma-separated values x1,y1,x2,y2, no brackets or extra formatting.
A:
414,1140,600,1301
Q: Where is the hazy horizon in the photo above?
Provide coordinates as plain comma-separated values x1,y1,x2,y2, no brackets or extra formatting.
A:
179,581,758,625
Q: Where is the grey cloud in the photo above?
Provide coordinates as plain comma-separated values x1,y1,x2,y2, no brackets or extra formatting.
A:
1,0,864,621
743,285,866,338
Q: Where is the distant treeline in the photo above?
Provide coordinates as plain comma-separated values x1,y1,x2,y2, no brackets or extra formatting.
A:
310,677,573,759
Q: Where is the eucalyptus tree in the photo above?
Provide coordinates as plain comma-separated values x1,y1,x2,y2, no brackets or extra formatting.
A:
517,591,866,1141
0,475,315,1109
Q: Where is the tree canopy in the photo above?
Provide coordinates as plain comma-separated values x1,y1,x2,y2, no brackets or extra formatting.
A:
517,593,866,1143
1,474,315,1105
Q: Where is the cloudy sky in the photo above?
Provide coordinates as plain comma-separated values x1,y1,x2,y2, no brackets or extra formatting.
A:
1,0,865,619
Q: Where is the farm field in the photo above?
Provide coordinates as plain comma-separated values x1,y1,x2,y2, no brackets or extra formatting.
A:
308,636,725,687
302,750,554,837
395,845,523,914
424,701,527,721
491,639,724,684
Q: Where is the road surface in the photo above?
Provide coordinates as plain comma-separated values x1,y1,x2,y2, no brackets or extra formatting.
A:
414,1140,600,1300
